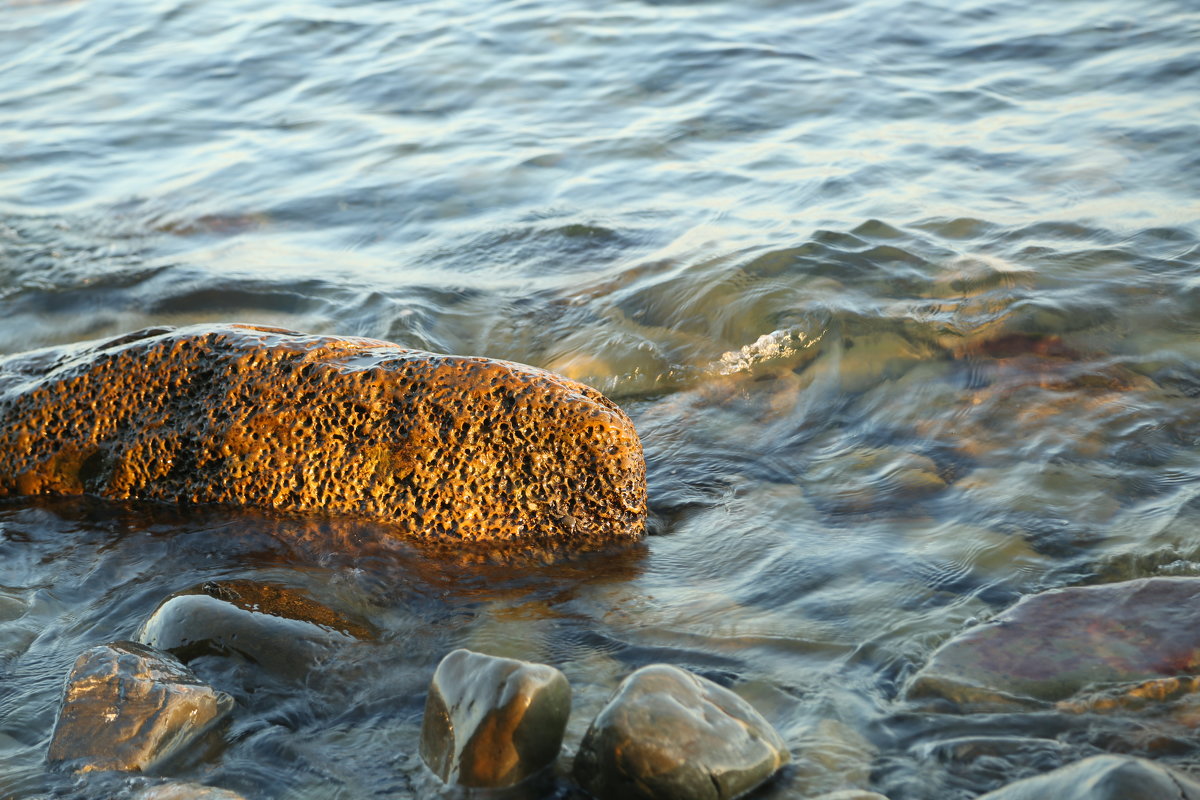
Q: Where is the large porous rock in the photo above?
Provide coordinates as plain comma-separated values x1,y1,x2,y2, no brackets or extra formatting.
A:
975,754,1200,800
134,783,247,800
0,324,646,547
573,664,789,800
47,641,234,772
420,648,571,788
137,580,371,678
906,577,1200,709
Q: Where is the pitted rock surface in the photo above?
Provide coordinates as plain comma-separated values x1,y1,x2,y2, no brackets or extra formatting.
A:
420,648,571,788
574,664,789,800
47,640,234,772
0,324,646,546
905,577,1200,709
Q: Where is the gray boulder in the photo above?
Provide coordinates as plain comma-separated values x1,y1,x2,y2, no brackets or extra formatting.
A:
975,754,1200,800
137,580,369,679
574,664,789,800
420,648,571,788
47,641,233,772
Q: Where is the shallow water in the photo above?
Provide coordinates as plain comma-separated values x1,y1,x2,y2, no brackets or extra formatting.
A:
2,0,1200,797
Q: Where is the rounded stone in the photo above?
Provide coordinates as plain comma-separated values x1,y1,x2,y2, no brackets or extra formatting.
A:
47,641,234,772
0,323,646,548
136,580,369,679
573,664,789,800
420,648,571,788
975,754,1200,800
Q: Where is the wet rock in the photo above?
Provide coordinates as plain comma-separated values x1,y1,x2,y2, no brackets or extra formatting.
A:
137,581,369,679
573,664,789,800
0,323,646,548
805,445,944,512
906,577,1200,709
791,718,876,796
420,648,571,788
974,754,1200,800
807,792,890,800
47,641,233,772
134,783,247,800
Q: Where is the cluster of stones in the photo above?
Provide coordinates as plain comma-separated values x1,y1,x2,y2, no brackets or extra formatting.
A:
44,579,791,800
419,651,791,800
46,580,375,798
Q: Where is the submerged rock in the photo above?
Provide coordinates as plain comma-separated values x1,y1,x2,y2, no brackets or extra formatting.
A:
975,754,1200,800
137,580,370,678
0,324,646,547
134,783,247,800
420,648,570,788
47,641,233,772
906,577,1200,709
573,664,789,800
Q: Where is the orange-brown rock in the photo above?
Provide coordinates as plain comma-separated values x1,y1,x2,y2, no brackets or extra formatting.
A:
47,641,234,772
0,324,646,547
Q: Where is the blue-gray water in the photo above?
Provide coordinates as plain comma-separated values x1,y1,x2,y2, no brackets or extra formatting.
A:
2,0,1199,797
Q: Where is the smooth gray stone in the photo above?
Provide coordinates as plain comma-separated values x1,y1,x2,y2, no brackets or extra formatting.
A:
976,754,1200,800
136,581,366,679
574,664,790,800
420,648,571,788
47,641,233,772
134,783,247,800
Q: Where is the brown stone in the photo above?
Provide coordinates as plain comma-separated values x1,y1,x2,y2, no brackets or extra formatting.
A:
906,577,1200,709
47,641,234,772
574,664,789,800
420,649,571,788
0,324,646,547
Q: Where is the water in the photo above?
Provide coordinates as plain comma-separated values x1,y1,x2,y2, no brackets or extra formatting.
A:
2,0,1199,796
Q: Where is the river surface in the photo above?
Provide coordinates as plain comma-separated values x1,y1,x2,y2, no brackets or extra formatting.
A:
2,0,1200,797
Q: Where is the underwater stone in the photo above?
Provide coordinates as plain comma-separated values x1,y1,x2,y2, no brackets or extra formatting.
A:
0,323,646,548
134,783,247,800
974,754,1200,800
137,580,370,679
906,577,1200,709
420,648,571,788
47,641,233,772
573,664,789,800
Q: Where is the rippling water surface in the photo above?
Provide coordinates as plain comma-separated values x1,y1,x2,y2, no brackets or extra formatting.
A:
2,0,1200,797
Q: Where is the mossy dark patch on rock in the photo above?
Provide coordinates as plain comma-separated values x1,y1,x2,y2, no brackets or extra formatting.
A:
0,324,646,548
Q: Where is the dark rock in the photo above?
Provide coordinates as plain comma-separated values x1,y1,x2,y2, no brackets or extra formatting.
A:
47,641,233,772
0,323,646,548
906,577,1200,709
574,664,789,800
420,648,570,788
137,581,369,678
975,754,1200,800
